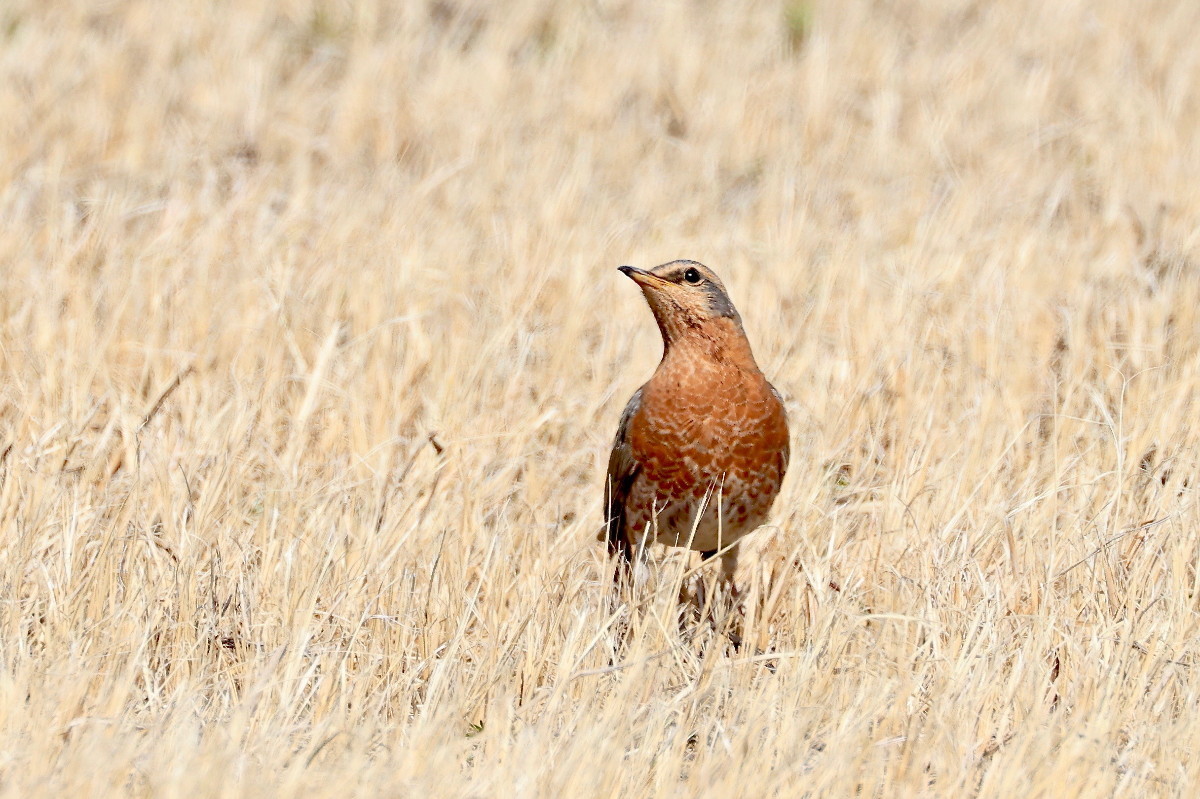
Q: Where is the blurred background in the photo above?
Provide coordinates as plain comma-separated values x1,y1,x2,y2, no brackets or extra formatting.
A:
2,1,1200,795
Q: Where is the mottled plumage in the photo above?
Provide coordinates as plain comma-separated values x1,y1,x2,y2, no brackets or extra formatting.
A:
603,260,789,585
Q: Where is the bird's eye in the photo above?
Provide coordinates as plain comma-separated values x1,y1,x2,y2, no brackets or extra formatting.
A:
683,267,702,284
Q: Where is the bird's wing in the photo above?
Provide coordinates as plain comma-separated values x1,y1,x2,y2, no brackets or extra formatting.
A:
602,387,644,560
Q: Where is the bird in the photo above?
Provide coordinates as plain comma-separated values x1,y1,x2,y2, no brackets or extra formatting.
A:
603,259,790,599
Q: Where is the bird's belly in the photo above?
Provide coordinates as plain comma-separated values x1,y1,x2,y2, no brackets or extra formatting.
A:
627,463,782,552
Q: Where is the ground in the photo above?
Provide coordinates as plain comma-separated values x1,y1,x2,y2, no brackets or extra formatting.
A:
2,1,1200,796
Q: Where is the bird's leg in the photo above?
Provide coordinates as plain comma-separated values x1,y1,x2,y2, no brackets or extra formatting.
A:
610,538,634,589
677,557,706,638
716,545,741,600
698,545,739,595
698,545,744,648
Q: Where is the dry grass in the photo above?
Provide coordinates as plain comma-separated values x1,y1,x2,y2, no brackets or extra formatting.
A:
2,0,1200,795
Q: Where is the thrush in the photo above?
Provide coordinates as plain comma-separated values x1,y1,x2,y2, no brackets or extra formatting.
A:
603,260,790,591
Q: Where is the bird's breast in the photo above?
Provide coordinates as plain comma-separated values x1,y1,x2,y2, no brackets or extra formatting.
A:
630,358,788,490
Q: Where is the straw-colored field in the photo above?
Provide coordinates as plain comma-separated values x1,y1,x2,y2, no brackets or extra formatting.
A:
3,0,1200,795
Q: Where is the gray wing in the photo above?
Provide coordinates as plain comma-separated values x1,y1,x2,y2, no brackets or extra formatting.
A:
603,387,643,561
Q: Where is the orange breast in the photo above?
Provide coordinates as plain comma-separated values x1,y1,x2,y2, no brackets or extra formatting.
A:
629,351,788,497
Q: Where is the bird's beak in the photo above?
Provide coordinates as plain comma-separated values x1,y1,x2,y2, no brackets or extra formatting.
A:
618,265,668,288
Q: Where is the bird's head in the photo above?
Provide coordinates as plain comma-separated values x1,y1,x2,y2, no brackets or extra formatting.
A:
618,260,744,348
